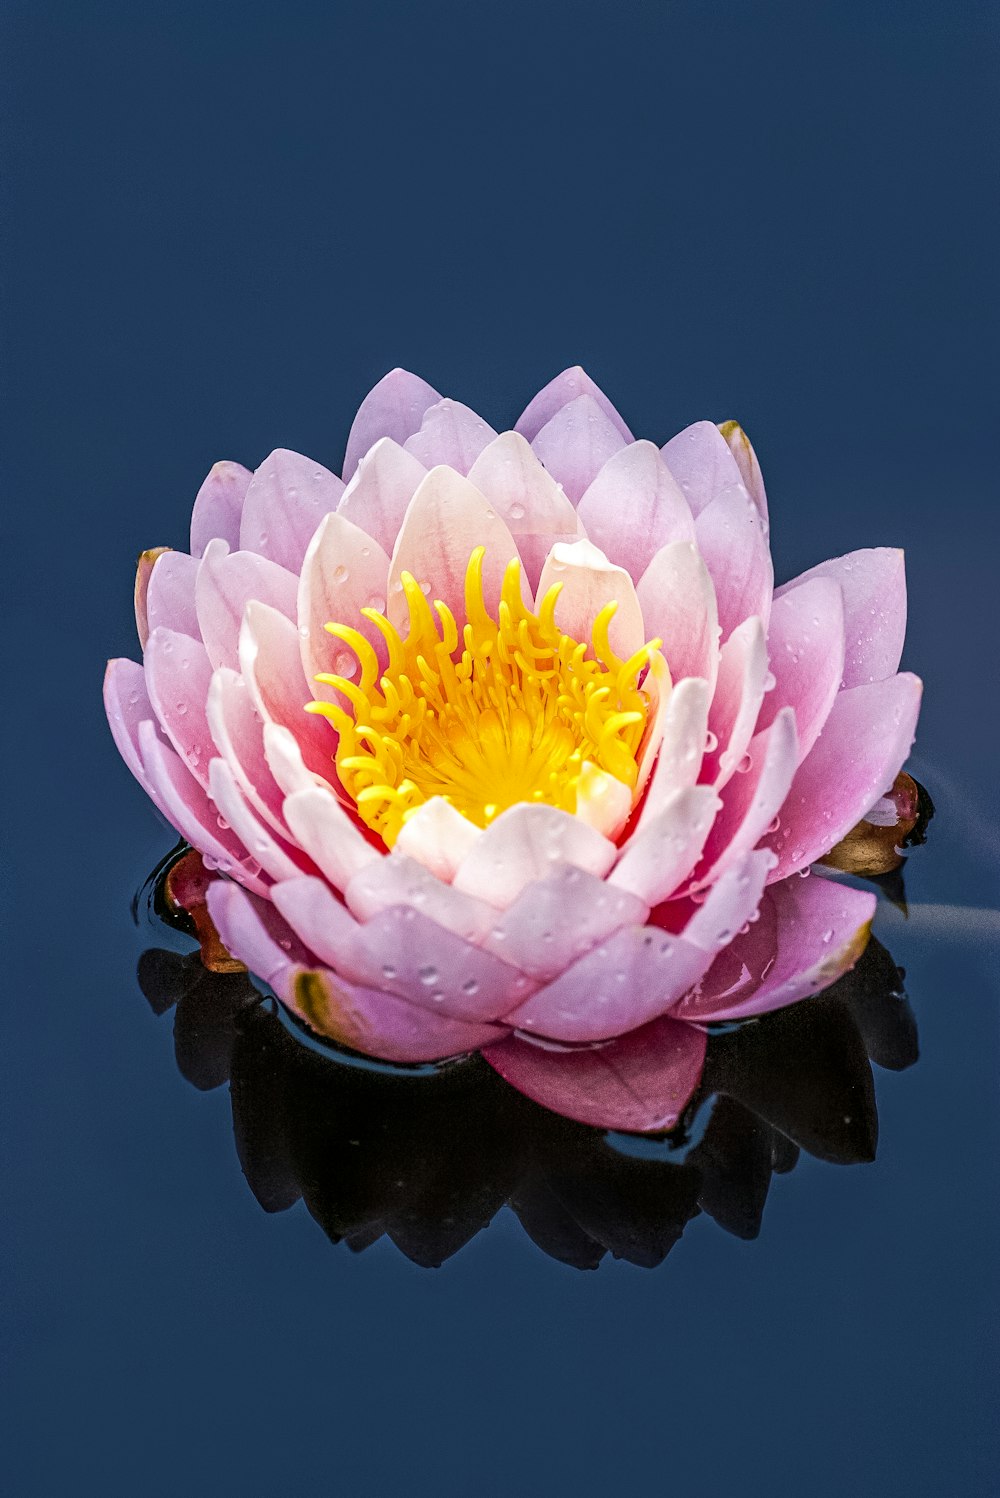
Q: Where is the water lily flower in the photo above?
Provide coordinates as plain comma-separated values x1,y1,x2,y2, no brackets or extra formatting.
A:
105,367,922,1132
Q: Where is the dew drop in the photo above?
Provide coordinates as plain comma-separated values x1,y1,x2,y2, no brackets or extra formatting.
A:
334,651,358,679
333,564,349,582
735,752,752,773
367,595,386,614
763,670,776,692
461,978,480,994
508,501,526,521
705,730,719,753
418,964,438,985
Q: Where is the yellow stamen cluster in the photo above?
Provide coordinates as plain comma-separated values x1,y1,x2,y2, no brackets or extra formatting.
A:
307,548,660,848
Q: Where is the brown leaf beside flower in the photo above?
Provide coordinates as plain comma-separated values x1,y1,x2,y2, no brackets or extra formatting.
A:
819,772,928,878
164,849,247,974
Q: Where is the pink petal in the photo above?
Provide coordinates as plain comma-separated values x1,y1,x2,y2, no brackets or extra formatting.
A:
393,798,482,881
702,616,768,788
689,708,798,890
239,448,344,574
694,485,773,641
576,441,695,579
206,668,288,837
661,420,752,518
676,876,877,1023
758,577,845,760
206,881,315,984
679,848,775,952
208,758,312,883
345,851,496,943
296,511,391,704
610,785,721,906
145,551,201,640
535,539,645,659
238,602,337,782
190,461,253,557
636,541,720,691
386,465,527,632
335,437,427,556
402,398,496,474
271,877,532,1022
481,865,650,982
466,431,583,592
452,804,616,909
775,548,906,688
143,627,215,787
625,677,711,835
762,673,923,880
483,1017,706,1132
342,369,441,479
281,786,381,892
530,395,628,503
134,548,169,651
515,366,634,444
262,722,336,799
194,538,298,671
719,421,768,525
104,658,173,818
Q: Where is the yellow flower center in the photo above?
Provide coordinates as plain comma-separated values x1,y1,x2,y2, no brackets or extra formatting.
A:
307,547,661,848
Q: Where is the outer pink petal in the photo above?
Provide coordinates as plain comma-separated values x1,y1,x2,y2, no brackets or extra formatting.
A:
676,876,877,1023
483,1017,706,1133
194,538,298,671
206,668,288,837
270,877,532,1022
281,786,380,892
345,851,497,943
535,539,645,659
402,398,496,474
206,881,313,982
238,602,337,782
516,366,633,443
481,866,650,983
386,466,528,632
190,461,253,557
679,847,775,953
143,627,215,787
775,548,906,688
576,441,695,579
757,577,845,761
661,421,754,519
719,422,768,525
296,511,391,704
145,551,201,640
335,437,427,557
694,485,773,641
208,758,313,883
762,673,923,880
625,677,710,836
689,708,798,890
530,395,628,503
452,804,616,909
466,431,583,592
104,658,173,819
609,785,721,906
239,448,344,574
702,616,768,788
637,541,720,691
342,369,441,480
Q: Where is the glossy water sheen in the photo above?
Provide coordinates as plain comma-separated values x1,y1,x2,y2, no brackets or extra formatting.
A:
4,3,998,1495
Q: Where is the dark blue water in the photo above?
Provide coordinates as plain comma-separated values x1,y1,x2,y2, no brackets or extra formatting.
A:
4,3,998,1494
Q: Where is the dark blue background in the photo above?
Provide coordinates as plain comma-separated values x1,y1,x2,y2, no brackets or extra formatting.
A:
4,3,998,1494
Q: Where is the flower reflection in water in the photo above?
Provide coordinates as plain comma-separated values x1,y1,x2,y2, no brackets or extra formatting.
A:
137,857,918,1269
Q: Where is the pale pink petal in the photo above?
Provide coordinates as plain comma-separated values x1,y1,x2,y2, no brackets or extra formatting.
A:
238,602,337,782
452,804,616,909
676,877,876,1023
573,763,634,840
757,577,845,760
345,851,496,943
762,673,923,880
145,551,201,640
281,786,380,892
535,539,645,659
206,668,288,836
482,865,649,982
342,369,441,479
335,437,427,556
386,466,528,632
694,485,773,641
689,708,798,890
239,448,344,574
702,616,768,788
271,877,532,1022
262,722,335,799
576,441,695,578
632,650,672,803
661,420,750,518
143,627,215,787
466,431,583,592
194,538,298,671
625,677,711,837
636,541,720,691
775,548,906,688
393,798,482,881
402,398,496,474
104,658,173,818
296,511,391,704
530,395,628,503
515,366,633,443
679,847,775,952
190,461,253,557
719,421,768,524
208,758,312,883
137,720,270,896
206,881,313,982
610,785,721,906
134,548,169,650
